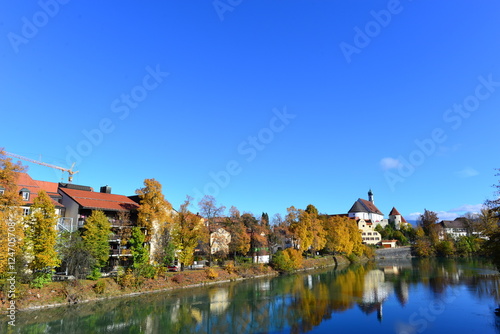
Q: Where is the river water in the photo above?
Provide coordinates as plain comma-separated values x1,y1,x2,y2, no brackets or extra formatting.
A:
5,258,500,333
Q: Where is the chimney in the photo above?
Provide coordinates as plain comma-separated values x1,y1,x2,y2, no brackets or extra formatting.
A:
100,185,111,194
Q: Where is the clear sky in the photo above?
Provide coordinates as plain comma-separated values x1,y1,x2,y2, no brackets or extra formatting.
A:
1,1,499,223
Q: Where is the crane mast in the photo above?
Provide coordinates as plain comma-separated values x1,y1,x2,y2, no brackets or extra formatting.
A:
3,151,79,183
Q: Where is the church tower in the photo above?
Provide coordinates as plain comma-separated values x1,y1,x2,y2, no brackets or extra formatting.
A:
368,189,374,204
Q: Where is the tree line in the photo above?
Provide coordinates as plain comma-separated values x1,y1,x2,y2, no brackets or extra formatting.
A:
2,149,500,287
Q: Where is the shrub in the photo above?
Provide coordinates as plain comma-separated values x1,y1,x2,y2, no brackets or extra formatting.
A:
87,267,102,281
363,245,376,259
225,262,236,274
93,280,106,294
171,273,185,284
236,256,251,264
31,272,52,289
271,249,303,272
346,253,359,263
116,268,136,289
205,268,218,280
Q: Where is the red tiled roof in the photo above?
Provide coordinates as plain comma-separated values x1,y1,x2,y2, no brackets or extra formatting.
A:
59,187,139,211
389,207,408,223
35,180,60,195
358,199,383,215
14,172,63,208
389,207,401,216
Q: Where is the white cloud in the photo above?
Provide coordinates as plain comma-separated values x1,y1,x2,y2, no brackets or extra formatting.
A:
405,212,422,222
449,204,483,213
380,157,402,170
455,167,479,178
436,211,459,221
405,205,483,224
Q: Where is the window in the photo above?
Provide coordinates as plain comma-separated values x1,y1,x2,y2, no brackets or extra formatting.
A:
23,208,30,216
20,188,30,201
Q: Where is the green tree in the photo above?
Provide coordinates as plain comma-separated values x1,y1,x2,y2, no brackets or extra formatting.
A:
136,178,173,264
57,231,95,279
172,197,207,270
0,150,25,274
130,226,149,269
435,240,455,257
26,190,60,275
82,210,111,270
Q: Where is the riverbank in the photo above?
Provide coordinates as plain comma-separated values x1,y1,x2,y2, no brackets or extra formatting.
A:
2,255,353,312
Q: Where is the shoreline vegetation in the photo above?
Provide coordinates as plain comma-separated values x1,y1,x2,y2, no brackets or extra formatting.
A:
2,255,355,313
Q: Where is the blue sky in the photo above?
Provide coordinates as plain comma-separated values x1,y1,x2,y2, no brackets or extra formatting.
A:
1,1,499,222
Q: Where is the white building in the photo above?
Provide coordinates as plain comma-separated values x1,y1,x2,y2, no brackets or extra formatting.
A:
348,189,387,227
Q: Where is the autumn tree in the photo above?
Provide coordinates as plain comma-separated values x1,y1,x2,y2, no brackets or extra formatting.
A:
226,206,250,258
413,226,434,257
477,207,498,236
481,169,500,270
136,178,174,264
287,205,326,256
172,197,207,271
198,195,225,266
0,150,25,275
322,216,353,255
419,209,439,236
26,190,60,277
82,210,111,273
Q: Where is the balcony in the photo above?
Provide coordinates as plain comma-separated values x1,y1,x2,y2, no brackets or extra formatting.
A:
110,249,132,257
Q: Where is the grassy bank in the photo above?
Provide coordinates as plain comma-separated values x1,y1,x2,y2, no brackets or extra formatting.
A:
1,255,352,312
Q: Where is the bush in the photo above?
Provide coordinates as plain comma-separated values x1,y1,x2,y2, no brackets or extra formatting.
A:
363,245,376,259
236,256,251,264
346,253,359,263
271,249,303,272
31,272,52,289
93,280,106,294
205,268,218,280
225,262,236,274
136,264,158,279
87,267,102,281
116,268,136,289
171,273,185,284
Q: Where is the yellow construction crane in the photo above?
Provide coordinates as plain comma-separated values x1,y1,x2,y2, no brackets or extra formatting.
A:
4,151,79,183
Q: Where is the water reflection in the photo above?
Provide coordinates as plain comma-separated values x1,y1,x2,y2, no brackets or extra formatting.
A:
6,258,500,334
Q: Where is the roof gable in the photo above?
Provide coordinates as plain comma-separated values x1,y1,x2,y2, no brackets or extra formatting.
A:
59,187,139,211
389,207,401,216
14,172,63,208
348,200,366,213
358,199,383,215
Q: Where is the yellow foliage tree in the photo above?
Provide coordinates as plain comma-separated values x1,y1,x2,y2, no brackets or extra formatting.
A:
26,190,60,272
322,216,353,255
136,178,174,264
0,150,25,274
287,205,326,256
171,198,208,270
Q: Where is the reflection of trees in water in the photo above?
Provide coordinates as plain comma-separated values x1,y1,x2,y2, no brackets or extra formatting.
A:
13,259,500,333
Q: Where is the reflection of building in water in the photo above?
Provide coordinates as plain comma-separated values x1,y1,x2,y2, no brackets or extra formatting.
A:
358,270,393,321
209,288,230,314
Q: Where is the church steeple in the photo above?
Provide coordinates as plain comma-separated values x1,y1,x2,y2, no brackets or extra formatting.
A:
368,189,374,204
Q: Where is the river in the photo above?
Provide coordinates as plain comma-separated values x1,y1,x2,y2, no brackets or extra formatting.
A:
5,258,500,333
